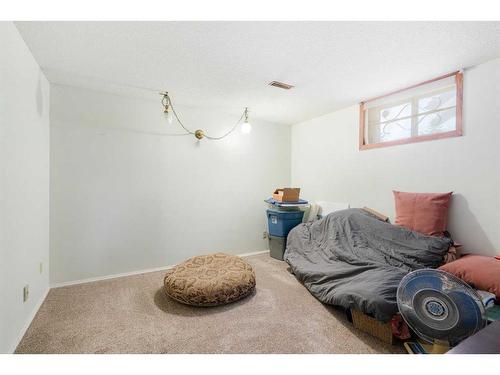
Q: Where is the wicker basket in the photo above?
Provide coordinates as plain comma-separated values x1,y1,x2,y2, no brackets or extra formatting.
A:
351,309,394,345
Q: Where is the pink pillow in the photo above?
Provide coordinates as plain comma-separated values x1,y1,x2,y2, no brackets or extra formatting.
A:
439,255,500,299
393,191,452,237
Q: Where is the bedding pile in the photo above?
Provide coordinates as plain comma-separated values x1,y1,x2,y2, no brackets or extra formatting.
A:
284,208,452,322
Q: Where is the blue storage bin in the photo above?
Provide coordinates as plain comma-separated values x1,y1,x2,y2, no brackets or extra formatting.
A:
266,209,304,237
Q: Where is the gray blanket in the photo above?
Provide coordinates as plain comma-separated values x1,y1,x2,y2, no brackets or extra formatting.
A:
284,208,452,322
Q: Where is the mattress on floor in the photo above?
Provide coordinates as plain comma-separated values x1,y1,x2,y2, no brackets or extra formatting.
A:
284,208,452,322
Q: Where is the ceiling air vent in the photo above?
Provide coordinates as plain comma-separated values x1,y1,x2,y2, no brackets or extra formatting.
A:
268,81,294,90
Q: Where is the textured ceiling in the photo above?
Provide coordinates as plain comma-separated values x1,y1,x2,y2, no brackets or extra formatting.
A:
15,21,500,125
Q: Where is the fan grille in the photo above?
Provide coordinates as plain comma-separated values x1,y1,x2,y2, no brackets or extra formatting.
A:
397,269,485,346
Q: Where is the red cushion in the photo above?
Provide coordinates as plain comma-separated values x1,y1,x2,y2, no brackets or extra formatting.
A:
439,255,500,299
393,191,452,237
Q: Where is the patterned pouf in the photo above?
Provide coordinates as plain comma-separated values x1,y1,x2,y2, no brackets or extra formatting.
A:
164,253,256,306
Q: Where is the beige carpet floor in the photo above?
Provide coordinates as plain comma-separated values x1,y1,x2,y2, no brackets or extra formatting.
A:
16,253,404,354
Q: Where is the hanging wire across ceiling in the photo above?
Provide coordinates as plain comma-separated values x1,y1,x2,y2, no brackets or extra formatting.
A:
160,91,251,140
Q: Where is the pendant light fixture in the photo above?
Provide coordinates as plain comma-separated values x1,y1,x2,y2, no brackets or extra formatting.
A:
161,91,251,140
241,107,252,134
162,92,174,124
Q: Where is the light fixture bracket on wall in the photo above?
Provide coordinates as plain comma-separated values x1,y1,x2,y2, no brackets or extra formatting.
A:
160,92,251,140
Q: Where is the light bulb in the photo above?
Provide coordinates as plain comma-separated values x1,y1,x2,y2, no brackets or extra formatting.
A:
164,109,173,124
241,120,252,134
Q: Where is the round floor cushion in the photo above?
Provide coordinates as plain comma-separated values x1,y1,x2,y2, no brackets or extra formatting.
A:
164,253,256,307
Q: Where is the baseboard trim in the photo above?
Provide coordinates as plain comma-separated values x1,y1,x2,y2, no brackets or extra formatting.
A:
50,250,270,289
10,287,50,354
50,265,176,289
234,250,269,258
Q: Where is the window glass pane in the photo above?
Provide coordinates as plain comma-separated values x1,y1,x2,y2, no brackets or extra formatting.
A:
418,88,456,114
380,118,412,142
366,102,413,143
417,107,456,136
379,102,412,123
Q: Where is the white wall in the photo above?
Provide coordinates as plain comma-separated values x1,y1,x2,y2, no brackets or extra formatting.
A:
0,22,50,353
291,58,500,256
50,84,290,284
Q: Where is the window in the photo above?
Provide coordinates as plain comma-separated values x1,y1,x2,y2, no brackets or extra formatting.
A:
359,71,463,150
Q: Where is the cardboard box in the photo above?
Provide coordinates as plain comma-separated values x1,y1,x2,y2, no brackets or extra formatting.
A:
272,188,300,202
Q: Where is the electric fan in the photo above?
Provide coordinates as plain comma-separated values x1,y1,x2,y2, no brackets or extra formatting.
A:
397,269,486,354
